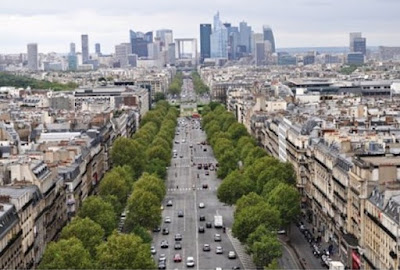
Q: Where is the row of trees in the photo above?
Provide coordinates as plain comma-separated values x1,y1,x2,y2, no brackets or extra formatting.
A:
202,103,300,268
191,71,209,95
168,71,183,95
0,72,78,91
39,101,178,269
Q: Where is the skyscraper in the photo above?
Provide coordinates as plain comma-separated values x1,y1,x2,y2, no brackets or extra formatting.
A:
95,43,101,55
349,32,362,52
130,30,149,57
70,43,76,54
210,12,228,58
81,34,89,64
263,26,276,53
353,37,366,55
115,43,131,68
27,43,38,71
156,29,173,48
200,24,212,62
239,21,252,53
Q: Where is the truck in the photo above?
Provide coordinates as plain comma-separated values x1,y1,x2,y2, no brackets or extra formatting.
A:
214,215,223,228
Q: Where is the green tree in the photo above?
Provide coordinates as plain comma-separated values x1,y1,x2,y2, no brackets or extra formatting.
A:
96,232,156,269
60,217,104,256
102,194,124,215
146,144,171,164
126,189,161,229
111,138,145,179
235,192,264,217
261,178,283,198
39,237,93,269
78,196,117,236
251,234,282,268
233,201,280,242
266,258,280,270
99,166,133,207
217,149,239,179
145,158,168,179
267,183,301,228
227,122,248,141
217,170,253,205
243,147,267,167
130,225,153,243
154,92,166,102
133,173,166,202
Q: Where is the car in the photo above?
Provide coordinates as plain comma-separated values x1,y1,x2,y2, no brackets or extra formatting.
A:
203,244,211,251
181,139,185,143
159,254,166,262
199,202,205,208
203,148,207,152
166,200,173,207
277,229,286,235
174,234,182,241
216,246,223,254
151,246,157,255
180,155,183,158
202,184,208,189
204,164,208,170
216,268,223,270
153,227,161,232
232,267,241,270
198,226,205,233
178,210,184,217
214,234,221,242
199,215,206,221
206,222,212,228
205,170,209,176
162,228,169,235
197,164,202,169
164,216,171,223
174,242,182,250
186,257,195,267
174,253,182,262
158,262,166,269
190,144,193,148
228,251,236,259
160,240,169,248
174,140,179,144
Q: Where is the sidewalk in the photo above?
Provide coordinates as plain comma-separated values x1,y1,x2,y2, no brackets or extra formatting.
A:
226,228,257,270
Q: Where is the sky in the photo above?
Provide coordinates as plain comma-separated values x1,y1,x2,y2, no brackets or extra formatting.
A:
1,0,400,54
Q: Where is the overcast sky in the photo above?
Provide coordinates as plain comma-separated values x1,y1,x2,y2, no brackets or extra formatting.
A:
1,0,399,54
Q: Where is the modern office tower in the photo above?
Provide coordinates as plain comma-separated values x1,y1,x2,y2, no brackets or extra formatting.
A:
255,42,265,66
144,31,153,43
130,30,149,57
68,54,78,70
27,43,38,71
349,32,362,52
263,25,276,53
228,27,240,60
81,34,89,64
148,39,161,60
210,12,228,58
239,21,252,53
115,43,131,68
168,43,176,65
156,29,173,48
128,54,138,67
252,33,263,56
353,37,366,55
200,24,212,63
95,43,101,55
303,54,316,65
70,43,76,54
347,52,364,65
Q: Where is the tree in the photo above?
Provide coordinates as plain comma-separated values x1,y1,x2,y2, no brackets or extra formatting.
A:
38,237,93,269
154,92,166,102
99,166,133,207
126,189,161,229
251,234,282,268
213,138,235,159
130,225,152,243
243,147,267,166
133,173,166,202
243,156,280,184
60,217,104,256
78,196,117,236
217,170,253,205
232,201,280,243
227,122,249,141
261,178,283,198
96,232,156,269
235,192,264,217
267,183,301,228
111,138,145,179
217,149,239,179
146,145,171,164
247,224,271,248
145,158,167,179
266,258,280,270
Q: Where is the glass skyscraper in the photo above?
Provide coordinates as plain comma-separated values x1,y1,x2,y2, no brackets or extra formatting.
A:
200,24,212,62
210,12,228,58
81,34,89,64
263,26,276,53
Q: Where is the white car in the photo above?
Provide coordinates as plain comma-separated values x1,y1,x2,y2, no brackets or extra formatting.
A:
228,251,236,259
199,202,205,208
164,216,171,223
151,246,157,255
186,256,195,267
216,246,223,254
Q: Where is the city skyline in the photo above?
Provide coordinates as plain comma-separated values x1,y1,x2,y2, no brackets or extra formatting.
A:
1,0,400,54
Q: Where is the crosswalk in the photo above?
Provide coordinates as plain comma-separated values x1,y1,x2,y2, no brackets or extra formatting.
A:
226,228,257,270
167,187,218,192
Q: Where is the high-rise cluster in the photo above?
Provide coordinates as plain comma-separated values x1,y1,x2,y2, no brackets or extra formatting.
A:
200,12,275,64
347,32,367,65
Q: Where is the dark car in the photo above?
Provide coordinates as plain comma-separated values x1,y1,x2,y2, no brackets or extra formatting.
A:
160,240,169,249
206,222,212,228
202,184,208,189
174,242,182,250
175,234,182,241
198,226,205,233
178,210,184,217
197,164,202,169
162,228,169,235
153,227,161,232
214,234,221,242
158,262,166,269
199,215,206,221
205,171,209,176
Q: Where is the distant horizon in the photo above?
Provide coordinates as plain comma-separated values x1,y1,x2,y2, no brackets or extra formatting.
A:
1,0,399,54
